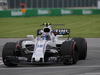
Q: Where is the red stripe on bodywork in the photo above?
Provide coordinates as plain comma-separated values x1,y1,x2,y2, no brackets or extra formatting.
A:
43,41,47,54
37,36,40,41
33,41,39,54
16,44,20,48
53,37,54,41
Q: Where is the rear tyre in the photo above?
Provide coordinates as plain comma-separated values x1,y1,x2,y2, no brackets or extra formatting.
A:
72,38,87,60
2,42,18,67
60,41,78,65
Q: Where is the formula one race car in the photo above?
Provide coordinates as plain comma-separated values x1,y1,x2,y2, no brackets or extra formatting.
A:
2,23,87,67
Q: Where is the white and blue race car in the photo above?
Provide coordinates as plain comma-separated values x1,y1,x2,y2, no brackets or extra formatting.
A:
2,23,87,66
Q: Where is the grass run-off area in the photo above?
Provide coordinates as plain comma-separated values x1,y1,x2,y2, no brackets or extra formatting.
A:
0,15,100,38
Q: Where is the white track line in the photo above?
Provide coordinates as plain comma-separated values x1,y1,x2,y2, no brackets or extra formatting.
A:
77,73,100,75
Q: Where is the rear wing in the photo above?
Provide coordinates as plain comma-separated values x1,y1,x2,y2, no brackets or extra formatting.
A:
53,29,70,35
37,29,70,35
53,29,70,39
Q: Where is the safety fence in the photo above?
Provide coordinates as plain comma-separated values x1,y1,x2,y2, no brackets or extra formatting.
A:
7,0,97,9
0,8,100,18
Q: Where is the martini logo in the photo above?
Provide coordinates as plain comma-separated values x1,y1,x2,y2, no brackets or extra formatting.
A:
82,10,93,14
38,10,51,15
54,29,68,33
61,9,72,14
11,10,23,16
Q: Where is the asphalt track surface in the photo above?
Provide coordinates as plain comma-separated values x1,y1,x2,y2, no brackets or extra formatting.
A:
0,38,100,75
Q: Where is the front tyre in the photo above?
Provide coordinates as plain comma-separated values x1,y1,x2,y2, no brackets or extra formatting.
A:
72,38,87,60
2,42,18,67
60,41,79,65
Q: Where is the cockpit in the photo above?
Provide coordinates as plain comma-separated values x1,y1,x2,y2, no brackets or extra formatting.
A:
41,34,51,40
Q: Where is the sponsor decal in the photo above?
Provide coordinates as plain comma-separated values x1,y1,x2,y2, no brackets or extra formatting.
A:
37,45,43,48
23,41,33,43
11,10,23,16
38,10,51,15
82,10,93,14
54,29,68,33
11,3,27,16
59,32,62,34
61,9,73,14
53,29,69,35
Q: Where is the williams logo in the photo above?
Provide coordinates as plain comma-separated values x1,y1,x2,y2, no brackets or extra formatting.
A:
61,9,73,15
38,10,51,15
82,10,93,14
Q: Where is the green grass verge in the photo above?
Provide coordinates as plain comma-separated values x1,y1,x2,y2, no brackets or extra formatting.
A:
0,15,100,38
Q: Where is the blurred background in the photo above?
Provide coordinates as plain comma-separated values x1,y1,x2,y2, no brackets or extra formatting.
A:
0,0,99,10
0,0,100,38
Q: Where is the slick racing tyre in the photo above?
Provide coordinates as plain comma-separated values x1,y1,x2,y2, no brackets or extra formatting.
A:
2,42,18,67
60,41,79,65
72,38,87,60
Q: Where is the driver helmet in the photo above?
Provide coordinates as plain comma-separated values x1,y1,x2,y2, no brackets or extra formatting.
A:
41,33,50,40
